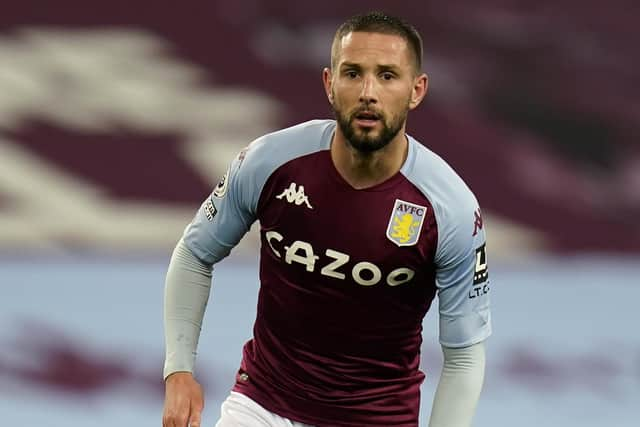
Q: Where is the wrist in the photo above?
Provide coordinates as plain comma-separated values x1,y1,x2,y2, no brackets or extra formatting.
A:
165,371,194,383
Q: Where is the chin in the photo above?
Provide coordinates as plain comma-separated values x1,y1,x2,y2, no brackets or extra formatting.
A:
353,124,381,137
349,136,390,153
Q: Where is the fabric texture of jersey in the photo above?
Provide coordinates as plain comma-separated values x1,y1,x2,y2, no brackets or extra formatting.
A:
184,120,491,427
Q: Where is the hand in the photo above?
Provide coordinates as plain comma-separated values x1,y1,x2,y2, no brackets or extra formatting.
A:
162,372,204,427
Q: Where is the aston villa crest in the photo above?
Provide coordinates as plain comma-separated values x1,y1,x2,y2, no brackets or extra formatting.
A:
386,199,427,247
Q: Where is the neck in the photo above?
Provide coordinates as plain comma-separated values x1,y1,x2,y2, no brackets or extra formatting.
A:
330,125,408,190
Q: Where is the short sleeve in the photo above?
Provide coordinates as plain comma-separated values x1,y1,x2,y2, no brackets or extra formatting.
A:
183,147,258,265
435,200,492,348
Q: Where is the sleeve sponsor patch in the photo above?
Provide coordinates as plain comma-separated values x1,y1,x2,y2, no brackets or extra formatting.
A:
473,243,489,285
213,168,229,198
204,198,217,221
469,244,490,299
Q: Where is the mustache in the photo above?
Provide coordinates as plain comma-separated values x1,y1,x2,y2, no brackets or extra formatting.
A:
350,106,384,120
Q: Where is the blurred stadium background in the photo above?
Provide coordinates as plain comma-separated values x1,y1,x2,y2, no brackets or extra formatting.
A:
1,1,638,426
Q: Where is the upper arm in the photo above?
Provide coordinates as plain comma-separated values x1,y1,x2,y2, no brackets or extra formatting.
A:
435,198,491,348
183,146,259,264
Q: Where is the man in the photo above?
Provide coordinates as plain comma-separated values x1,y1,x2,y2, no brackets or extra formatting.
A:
162,11,491,427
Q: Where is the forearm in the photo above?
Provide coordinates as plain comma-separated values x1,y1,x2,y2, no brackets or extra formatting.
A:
428,341,486,427
163,238,213,380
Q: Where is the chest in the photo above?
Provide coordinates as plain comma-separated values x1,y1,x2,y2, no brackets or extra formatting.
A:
256,152,438,288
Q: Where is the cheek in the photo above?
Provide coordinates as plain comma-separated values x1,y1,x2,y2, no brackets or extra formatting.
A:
390,91,413,112
333,82,361,99
332,89,354,111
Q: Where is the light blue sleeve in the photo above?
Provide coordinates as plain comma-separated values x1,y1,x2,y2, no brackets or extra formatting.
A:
183,120,335,265
183,145,259,265
434,199,491,348
402,138,492,348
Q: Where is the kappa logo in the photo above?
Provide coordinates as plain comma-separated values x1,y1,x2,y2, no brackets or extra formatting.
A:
386,199,427,247
472,208,483,236
276,183,313,209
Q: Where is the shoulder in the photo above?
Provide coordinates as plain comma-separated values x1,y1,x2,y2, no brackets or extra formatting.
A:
237,119,335,178
402,136,479,218
245,119,334,162
226,119,334,204
402,136,482,264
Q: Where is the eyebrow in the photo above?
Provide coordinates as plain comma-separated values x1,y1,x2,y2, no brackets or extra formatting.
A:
339,62,401,72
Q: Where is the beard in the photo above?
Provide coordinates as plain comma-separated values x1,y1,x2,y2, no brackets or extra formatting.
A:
332,98,408,154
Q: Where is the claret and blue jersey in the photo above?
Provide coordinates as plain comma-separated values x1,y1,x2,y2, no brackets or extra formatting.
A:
184,120,491,427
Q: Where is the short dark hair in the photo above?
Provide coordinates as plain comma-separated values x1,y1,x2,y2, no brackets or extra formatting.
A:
331,11,424,74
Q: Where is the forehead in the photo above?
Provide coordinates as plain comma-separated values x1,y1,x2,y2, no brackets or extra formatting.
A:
336,31,412,68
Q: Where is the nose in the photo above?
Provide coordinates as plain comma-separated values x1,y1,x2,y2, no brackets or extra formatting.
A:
359,75,378,104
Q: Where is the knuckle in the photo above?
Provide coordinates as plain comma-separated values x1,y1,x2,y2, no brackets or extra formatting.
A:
164,410,183,422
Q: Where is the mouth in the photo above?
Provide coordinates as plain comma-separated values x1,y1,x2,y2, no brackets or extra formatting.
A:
353,110,381,128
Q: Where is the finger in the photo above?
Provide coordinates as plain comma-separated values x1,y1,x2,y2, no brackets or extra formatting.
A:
163,411,182,427
189,405,202,427
162,403,176,427
162,413,172,427
164,404,189,427
162,409,174,427
171,414,189,427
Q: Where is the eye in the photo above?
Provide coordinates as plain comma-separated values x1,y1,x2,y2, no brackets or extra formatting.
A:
381,72,395,80
345,70,358,79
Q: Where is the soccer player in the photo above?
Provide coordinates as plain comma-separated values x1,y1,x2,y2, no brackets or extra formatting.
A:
162,11,491,427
